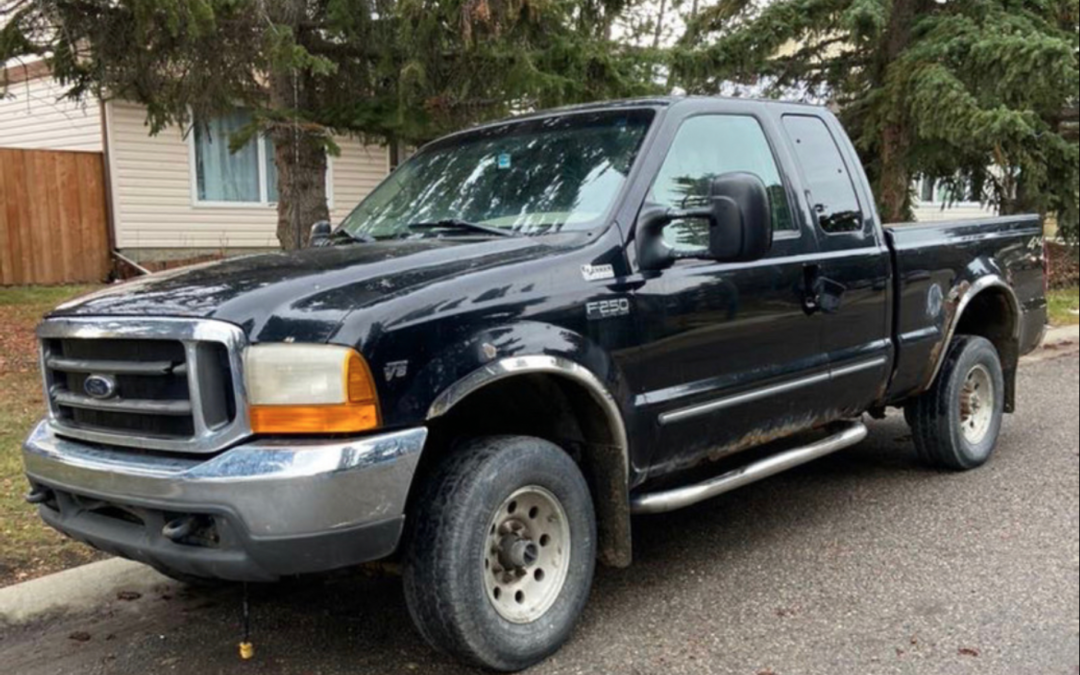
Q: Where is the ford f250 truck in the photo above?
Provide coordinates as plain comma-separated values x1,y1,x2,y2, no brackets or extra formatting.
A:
23,97,1046,671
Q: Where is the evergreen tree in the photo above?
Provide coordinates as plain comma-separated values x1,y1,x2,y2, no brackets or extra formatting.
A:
1,0,663,249
672,0,1079,239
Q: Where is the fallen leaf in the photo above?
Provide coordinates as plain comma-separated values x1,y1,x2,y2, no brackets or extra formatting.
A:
959,647,980,658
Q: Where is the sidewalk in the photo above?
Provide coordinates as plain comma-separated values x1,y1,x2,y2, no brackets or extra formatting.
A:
0,559,174,625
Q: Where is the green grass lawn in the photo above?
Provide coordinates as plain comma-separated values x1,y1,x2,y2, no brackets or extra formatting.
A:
0,285,107,587
1048,287,1080,327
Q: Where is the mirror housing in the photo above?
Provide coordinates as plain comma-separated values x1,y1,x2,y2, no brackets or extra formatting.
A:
637,172,773,271
309,220,332,248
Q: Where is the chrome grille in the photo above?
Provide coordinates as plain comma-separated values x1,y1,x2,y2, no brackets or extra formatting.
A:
38,318,250,454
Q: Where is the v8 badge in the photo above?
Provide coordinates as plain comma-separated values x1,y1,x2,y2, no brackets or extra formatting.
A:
384,360,409,382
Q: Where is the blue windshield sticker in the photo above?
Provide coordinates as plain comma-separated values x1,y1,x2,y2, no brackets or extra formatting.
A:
497,153,512,170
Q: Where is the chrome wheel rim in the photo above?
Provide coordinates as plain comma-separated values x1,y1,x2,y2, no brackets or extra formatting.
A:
960,364,995,445
483,486,571,624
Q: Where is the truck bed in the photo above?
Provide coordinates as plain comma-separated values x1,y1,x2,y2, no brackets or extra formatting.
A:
884,215,1047,406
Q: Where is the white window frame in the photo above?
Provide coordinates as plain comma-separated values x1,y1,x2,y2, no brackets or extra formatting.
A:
916,177,984,209
187,113,334,210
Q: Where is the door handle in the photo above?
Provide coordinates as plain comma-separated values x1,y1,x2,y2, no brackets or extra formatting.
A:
803,265,822,314
803,265,845,315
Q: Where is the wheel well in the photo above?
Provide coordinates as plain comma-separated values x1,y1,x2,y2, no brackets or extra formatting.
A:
415,373,633,568
954,288,1020,412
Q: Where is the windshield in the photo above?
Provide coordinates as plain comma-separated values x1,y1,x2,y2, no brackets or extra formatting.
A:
339,109,656,239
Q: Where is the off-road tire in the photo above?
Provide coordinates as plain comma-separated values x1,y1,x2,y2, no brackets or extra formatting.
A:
403,436,597,672
907,336,1006,471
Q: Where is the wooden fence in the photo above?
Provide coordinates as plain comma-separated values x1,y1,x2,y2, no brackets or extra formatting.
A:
0,148,110,285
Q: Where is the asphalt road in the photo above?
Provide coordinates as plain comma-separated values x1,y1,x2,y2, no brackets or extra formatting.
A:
2,348,1077,675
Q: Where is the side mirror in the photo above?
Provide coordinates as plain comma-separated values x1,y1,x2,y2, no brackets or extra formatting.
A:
637,172,773,271
309,220,332,248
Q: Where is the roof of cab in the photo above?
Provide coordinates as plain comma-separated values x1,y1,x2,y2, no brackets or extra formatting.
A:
424,96,830,149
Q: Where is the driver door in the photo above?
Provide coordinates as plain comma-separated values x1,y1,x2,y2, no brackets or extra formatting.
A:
630,114,831,476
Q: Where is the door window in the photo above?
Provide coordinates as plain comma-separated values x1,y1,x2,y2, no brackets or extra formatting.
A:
781,115,863,235
650,115,796,251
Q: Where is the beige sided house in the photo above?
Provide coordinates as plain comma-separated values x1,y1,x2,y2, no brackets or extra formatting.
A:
1,64,390,263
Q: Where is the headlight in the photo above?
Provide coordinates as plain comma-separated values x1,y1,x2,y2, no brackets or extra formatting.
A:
244,344,380,434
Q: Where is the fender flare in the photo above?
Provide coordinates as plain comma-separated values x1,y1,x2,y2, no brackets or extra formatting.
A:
926,274,1021,388
426,355,634,568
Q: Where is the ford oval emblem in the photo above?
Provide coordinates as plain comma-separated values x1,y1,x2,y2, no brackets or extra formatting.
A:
84,374,118,400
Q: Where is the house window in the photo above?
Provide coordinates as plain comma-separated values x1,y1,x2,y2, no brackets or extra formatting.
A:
920,177,936,203
192,110,280,204
918,177,982,206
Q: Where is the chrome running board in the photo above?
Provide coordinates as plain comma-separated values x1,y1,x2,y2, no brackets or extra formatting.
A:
630,421,869,515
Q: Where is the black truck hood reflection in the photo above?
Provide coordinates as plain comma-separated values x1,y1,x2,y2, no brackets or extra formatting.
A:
50,238,558,343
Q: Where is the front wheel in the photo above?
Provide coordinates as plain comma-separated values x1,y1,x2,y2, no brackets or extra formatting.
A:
403,436,597,672
907,336,1006,471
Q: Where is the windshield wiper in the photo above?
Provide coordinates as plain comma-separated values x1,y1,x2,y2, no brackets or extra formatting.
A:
407,219,519,238
329,228,376,245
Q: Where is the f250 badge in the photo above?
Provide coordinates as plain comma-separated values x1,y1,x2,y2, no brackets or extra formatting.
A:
586,298,631,321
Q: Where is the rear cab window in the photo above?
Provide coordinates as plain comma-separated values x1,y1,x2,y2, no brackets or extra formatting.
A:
781,115,866,240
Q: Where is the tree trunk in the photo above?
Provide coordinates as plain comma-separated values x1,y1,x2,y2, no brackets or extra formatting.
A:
653,0,668,50
878,123,911,223
269,71,329,251
874,0,929,223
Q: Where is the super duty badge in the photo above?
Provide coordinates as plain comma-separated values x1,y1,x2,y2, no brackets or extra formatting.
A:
586,298,631,320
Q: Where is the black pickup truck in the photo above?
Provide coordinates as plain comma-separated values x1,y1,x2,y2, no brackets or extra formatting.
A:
23,97,1046,671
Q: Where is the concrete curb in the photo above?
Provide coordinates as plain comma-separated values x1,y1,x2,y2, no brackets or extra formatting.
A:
1030,324,1080,362
0,558,173,626
1042,324,1080,345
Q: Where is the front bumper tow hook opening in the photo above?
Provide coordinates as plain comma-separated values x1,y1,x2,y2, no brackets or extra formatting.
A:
162,516,198,542
26,488,53,505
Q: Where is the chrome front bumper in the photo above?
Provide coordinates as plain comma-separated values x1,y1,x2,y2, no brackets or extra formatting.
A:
22,421,427,581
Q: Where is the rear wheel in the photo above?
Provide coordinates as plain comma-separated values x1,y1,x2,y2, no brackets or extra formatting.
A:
906,336,1006,471
403,436,596,672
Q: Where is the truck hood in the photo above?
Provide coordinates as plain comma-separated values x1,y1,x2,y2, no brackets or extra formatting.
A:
50,238,558,343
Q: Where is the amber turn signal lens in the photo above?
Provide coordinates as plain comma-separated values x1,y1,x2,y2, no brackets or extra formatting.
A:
249,402,379,434
346,350,377,404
